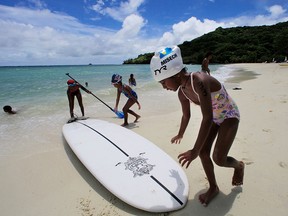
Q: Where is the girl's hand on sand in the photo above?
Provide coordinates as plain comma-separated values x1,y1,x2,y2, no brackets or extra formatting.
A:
137,103,141,110
171,135,183,144
178,149,198,168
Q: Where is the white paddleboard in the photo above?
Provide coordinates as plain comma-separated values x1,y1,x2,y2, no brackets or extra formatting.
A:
62,119,189,212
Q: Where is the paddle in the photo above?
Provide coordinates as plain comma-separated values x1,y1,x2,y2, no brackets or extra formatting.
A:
66,73,124,119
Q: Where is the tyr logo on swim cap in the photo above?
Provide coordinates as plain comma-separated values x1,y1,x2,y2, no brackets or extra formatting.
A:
150,46,184,82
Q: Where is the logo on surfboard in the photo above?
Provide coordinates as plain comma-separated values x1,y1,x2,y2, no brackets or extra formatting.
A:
123,155,155,177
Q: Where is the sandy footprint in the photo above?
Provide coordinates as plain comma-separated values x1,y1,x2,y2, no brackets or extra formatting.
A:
242,158,254,165
279,161,288,168
77,197,95,216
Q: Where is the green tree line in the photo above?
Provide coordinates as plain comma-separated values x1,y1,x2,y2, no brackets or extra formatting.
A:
123,21,288,64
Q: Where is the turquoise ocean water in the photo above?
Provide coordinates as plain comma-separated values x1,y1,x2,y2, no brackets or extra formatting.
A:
0,64,237,156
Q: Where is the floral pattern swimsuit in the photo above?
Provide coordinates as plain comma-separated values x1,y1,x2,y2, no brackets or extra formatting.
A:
181,73,240,125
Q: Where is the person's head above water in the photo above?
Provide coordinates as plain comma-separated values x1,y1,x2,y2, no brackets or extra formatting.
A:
150,46,185,82
3,105,16,114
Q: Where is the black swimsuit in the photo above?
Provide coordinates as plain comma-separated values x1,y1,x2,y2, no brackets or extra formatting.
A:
67,89,80,96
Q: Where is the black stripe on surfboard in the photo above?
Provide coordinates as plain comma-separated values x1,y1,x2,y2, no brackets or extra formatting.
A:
77,121,183,206
150,175,184,206
77,122,129,157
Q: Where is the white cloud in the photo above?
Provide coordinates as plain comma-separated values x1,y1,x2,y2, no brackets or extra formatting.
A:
91,0,105,14
0,5,117,65
115,14,146,38
157,4,288,46
221,4,288,26
27,0,47,9
0,5,105,35
92,0,145,22
157,17,223,46
0,4,151,65
268,4,286,18
0,3,287,66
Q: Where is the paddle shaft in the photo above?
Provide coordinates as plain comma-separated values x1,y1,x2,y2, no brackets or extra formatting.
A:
66,73,114,111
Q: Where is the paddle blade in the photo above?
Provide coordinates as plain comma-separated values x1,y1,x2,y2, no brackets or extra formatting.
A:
115,111,124,119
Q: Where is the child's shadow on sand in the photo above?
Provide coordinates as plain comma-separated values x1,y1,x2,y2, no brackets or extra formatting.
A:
179,187,242,216
124,122,139,129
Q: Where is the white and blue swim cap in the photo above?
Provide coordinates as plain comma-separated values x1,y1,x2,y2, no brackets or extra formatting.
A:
111,74,122,84
150,46,184,82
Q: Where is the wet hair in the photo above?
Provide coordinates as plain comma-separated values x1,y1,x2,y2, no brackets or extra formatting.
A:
3,105,12,112
171,67,187,79
205,51,212,58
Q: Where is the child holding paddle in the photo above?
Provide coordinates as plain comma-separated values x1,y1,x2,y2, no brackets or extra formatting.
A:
66,79,91,122
111,74,141,126
150,46,244,206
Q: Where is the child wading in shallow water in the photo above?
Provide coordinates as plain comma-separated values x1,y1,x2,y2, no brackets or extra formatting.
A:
3,105,16,114
111,74,141,126
150,46,244,206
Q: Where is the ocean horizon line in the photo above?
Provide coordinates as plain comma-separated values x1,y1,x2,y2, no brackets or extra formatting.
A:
0,62,236,68
0,63,126,68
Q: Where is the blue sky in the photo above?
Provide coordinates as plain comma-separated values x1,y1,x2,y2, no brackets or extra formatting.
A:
0,0,287,66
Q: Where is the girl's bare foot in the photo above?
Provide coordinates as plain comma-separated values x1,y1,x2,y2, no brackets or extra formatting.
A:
121,123,129,127
232,161,245,186
134,115,141,123
199,186,219,206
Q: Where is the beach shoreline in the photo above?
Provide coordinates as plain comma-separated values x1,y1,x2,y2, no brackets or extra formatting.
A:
1,63,287,216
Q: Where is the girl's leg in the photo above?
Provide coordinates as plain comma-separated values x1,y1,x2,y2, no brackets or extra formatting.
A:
122,99,139,126
68,94,75,118
212,118,244,185
76,92,85,116
127,109,141,122
122,99,134,126
198,123,220,206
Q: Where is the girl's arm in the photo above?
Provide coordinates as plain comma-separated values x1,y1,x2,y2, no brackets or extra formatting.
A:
178,74,214,168
171,90,191,144
190,74,213,153
114,88,121,111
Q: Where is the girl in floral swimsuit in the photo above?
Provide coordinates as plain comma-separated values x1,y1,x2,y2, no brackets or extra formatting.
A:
150,46,244,207
180,72,240,125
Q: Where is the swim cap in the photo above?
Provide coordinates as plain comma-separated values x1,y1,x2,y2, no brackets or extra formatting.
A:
67,79,75,85
111,74,122,84
150,46,184,82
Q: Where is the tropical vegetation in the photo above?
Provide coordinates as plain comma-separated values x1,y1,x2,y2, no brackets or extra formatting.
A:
123,21,288,64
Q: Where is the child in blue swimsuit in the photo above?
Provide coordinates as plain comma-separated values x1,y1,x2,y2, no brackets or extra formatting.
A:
111,74,141,126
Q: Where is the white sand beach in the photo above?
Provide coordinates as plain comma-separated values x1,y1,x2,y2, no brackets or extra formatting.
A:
1,63,287,216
